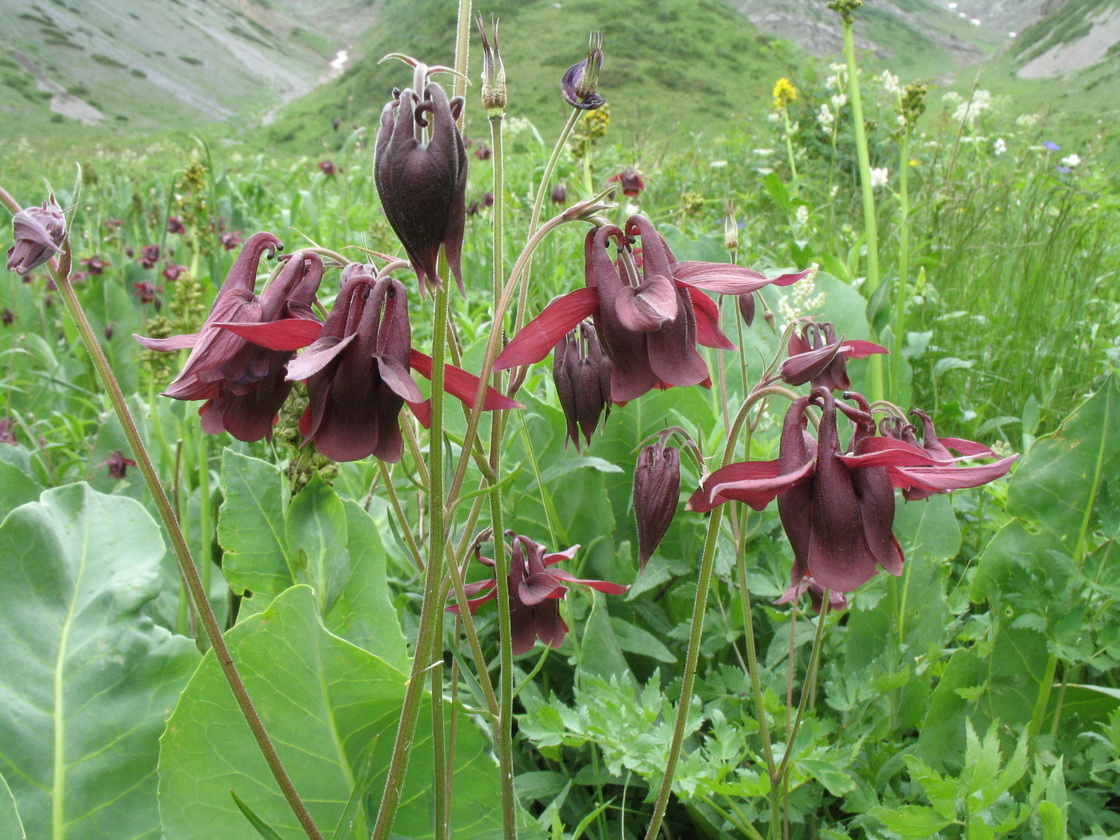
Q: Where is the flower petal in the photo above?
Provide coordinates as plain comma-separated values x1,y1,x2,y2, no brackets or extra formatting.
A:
686,286,735,350
674,262,812,294
133,332,200,351
286,334,356,381
216,318,324,351
493,287,598,369
410,349,524,411
839,339,888,359
888,454,1019,492
549,569,629,594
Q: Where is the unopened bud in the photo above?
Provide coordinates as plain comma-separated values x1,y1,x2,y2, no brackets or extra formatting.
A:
561,32,605,110
6,195,66,276
634,437,681,571
553,322,612,452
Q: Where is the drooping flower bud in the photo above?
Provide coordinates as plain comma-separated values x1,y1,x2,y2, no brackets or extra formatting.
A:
633,436,681,571
6,196,66,276
477,15,506,115
561,31,604,110
552,322,612,452
375,75,468,295
550,182,567,205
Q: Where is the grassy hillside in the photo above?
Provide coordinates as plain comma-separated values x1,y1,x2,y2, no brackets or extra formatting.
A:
263,0,794,155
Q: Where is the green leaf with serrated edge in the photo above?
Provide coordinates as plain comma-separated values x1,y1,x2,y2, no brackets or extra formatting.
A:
576,590,630,684
869,804,955,838
0,484,199,840
902,756,956,821
285,474,350,614
158,586,502,840
218,449,290,601
609,617,677,663
1005,376,1119,557
0,772,26,840
324,501,408,671
230,790,285,840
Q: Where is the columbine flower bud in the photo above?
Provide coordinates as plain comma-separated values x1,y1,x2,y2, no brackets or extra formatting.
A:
552,322,612,452
633,435,681,571
723,201,740,252
477,16,506,115
6,196,66,276
561,32,604,110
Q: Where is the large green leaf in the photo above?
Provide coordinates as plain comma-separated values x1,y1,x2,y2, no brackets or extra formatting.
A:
1005,375,1119,555
0,772,25,840
0,455,41,521
0,484,199,840
218,448,291,603
159,585,502,840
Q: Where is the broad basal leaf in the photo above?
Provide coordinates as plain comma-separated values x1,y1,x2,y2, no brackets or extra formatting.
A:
159,585,502,840
0,484,199,840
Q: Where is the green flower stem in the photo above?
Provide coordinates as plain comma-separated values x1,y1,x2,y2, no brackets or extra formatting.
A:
488,107,520,840
735,537,776,777
891,130,912,394
841,17,884,402
775,597,829,784
8,226,325,839
370,283,451,840
781,109,799,185
195,424,213,614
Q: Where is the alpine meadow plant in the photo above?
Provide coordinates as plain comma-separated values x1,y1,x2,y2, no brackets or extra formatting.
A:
13,1,1120,839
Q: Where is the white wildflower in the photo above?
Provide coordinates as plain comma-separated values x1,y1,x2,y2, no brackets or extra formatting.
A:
970,18,981,25
753,148,775,156
710,160,728,168
942,91,964,109
831,92,848,110
993,137,1007,155
767,112,781,124
1060,154,1081,167
1016,113,1039,128
831,184,840,197
778,264,824,323
795,205,809,228
869,167,890,189
818,103,835,132
880,70,901,94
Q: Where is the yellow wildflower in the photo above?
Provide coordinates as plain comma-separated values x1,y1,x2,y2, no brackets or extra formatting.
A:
772,77,798,110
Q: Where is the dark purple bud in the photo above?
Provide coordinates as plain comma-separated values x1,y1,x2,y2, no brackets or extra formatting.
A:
551,183,567,205
375,81,468,296
319,160,337,175
6,196,65,276
332,116,342,131
104,323,114,340
561,31,605,110
98,450,137,480
552,322,612,451
634,438,681,570
482,192,494,208
738,292,756,327
1,308,13,327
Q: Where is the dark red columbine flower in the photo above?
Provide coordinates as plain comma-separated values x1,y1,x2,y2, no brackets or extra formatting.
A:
561,31,604,110
448,533,627,655
552,321,612,451
134,233,328,441
167,217,185,234
473,144,492,160
609,168,645,198
235,262,521,462
495,215,812,403
98,450,137,480
551,183,567,205
319,160,337,175
634,435,681,570
780,320,886,391
133,280,162,304
689,389,1017,593
162,262,187,281
220,231,243,251
1,308,13,327
6,196,66,276
80,255,111,275
375,79,468,295
138,244,161,269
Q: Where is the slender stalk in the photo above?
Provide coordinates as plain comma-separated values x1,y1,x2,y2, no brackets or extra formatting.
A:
488,106,519,840
891,129,911,396
735,525,775,776
3,216,325,838
840,16,884,401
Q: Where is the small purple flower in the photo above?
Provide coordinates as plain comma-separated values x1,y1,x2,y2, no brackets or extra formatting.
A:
6,196,66,276
1043,141,1060,151
550,183,567,205
98,450,137,480
449,533,627,655
609,168,645,197
220,231,243,251
80,255,111,275
134,280,161,304
319,160,337,175
167,217,186,234
162,262,188,282
473,144,492,160
138,245,161,269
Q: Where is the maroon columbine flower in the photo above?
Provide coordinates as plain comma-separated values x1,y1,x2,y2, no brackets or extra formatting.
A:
134,280,161,304
319,160,337,175
259,263,521,462
551,183,567,205
7,196,66,276
449,533,627,655
98,450,137,480
495,215,812,403
80,255,111,275
220,231,243,251
162,262,187,281
134,234,329,441
138,244,161,269
375,78,468,295
1,308,13,327
552,321,612,451
473,144,492,160
780,320,886,391
634,436,681,570
167,217,185,234
561,31,604,110
690,389,1017,592
609,168,645,198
